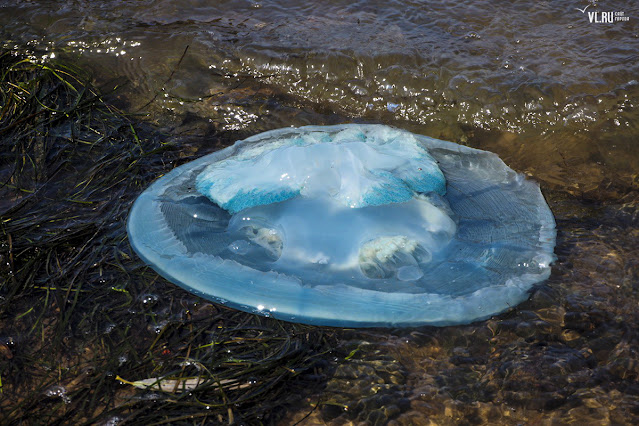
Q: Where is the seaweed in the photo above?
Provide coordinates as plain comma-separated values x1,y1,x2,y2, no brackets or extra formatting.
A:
0,51,337,425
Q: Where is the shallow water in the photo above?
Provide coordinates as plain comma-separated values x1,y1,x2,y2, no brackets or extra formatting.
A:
1,0,639,423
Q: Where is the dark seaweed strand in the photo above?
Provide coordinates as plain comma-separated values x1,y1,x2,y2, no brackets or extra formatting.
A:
0,51,339,425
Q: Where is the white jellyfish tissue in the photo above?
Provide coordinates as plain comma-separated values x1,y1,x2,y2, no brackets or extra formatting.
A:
128,124,556,327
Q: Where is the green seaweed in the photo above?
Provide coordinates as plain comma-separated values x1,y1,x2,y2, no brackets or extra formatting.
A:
0,51,337,425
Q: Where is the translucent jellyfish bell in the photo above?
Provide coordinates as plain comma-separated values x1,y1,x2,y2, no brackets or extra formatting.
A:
127,124,556,327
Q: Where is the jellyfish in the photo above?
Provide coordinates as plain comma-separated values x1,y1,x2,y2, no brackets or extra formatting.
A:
127,124,556,327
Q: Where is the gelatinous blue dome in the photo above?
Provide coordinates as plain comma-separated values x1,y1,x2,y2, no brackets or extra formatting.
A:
127,124,556,327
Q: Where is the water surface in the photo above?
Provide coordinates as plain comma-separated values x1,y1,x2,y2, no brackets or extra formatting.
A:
1,0,639,423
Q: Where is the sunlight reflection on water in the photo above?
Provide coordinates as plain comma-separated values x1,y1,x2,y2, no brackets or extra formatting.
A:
1,0,639,423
